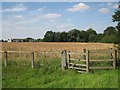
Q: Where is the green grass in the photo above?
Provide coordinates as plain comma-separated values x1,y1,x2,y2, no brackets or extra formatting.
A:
2,58,119,88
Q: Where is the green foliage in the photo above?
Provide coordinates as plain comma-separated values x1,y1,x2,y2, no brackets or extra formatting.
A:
104,26,117,35
100,35,117,43
54,32,60,42
96,33,104,42
87,28,97,35
36,38,42,42
86,28,97,42
112,3,120,22
43,31,55,42
112,2,120,44
88,34,97,42
60,32,68,42
23,37,35,42
42,27,117,43
79,30,88,42
2,58,118,88
67,29,80,42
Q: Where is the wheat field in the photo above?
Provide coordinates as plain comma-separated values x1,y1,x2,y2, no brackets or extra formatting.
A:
0,42,116,60
1,42,114,52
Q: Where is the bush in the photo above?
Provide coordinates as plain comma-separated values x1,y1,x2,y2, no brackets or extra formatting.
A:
100,35,117,43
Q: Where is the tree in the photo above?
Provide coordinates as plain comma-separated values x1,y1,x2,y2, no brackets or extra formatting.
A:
101,26,118,43
104,26,117,35
112,1,120,44
23,37,34,42
96,33,104,42
54,32,60,42
100,35,117,43
43,31,54,42
36,38,42,42
112,2,120,22
68,29,80,42
87,28,97,35
87,28,97,42
60,32,68,42
88,34,97,42
112,2,120,66
79,30,88,42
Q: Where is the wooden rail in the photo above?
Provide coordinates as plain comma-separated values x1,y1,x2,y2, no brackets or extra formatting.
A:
89,66,114,69
61,48,117,73
1,50,61,68
1,48,118,72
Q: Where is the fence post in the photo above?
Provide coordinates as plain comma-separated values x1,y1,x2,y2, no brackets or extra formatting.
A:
83,49,86,65
86,50,90,73
110,48,113,59
67,51,70,69
31,52,35,69
83,49,86,60
4,51,7,67
113,49,117,69
61,50,67,70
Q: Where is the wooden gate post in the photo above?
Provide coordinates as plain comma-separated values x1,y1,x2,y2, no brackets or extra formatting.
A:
83,49,86,60
61,50,67,70
86,50,90,73
67,51,70,69
113,49,117,69
83,49,87,65
110,48,113,59
31,52,35,69
4,51,7,67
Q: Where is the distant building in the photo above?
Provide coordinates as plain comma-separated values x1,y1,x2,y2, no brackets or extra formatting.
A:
11,39,24,42
8,39,12,42
7,38,36,42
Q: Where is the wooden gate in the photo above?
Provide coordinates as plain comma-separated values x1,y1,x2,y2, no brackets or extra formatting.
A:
67,49,89,73
61,48,117,73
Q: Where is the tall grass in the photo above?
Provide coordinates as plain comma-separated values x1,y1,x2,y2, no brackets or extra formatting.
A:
2,58,118,88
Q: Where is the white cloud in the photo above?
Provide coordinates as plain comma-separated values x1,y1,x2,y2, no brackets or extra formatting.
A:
67,3,90,12
113,4,118,9
3,4,27,12
43,13,61,19
98,8,109,14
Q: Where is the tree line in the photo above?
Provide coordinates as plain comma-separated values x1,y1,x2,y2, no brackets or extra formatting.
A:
1,26,118,43
42,26,118,43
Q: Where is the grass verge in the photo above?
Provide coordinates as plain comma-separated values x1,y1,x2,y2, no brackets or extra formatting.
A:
2,58,118,88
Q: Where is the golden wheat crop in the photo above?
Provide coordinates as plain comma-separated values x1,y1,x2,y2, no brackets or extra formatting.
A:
1,42,114,52
0,42,115,60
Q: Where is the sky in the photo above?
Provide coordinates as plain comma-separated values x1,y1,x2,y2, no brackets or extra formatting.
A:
1,2,118,39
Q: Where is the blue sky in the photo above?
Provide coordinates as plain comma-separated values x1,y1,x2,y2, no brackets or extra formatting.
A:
2,2,118,39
